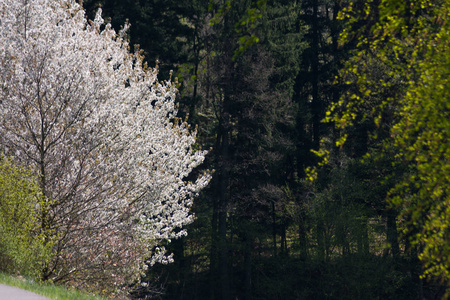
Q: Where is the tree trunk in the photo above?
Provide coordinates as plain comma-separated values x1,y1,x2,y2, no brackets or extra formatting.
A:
386,209,400,259
218,126,230,300
272,201,277,256
243,232,252,300
311,0,320,149
316,220,325,261
298,217,308,260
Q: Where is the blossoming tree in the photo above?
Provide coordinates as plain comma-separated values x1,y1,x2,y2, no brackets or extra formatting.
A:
0,0,209,294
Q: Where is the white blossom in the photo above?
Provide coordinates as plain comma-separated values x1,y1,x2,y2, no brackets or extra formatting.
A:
0,0,210,294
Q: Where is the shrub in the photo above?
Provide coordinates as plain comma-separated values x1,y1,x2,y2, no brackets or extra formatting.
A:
0,156,52,279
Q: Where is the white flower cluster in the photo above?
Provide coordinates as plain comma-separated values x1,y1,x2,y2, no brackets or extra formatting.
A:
0,0,210,294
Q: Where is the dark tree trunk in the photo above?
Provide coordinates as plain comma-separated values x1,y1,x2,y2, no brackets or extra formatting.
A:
272,201,277,256
218,121,231,300
243,232,252,300
311,0,320,149
386,209,400,259
316,220,326,261
298,217,308,260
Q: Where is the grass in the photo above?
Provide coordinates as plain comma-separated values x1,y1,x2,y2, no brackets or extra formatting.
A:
0,272,106,300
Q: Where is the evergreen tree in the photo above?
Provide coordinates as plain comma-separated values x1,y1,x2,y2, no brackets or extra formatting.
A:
83,0,196,78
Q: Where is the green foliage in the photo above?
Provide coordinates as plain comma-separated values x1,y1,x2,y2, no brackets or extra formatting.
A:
389,7,450,281
0,156,52,279
208,0,268,60
331,0,450,287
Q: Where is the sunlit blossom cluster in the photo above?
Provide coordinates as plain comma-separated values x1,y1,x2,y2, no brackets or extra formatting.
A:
0,0,209,294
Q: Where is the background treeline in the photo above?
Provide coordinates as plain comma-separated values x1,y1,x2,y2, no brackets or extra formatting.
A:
80,0,448,299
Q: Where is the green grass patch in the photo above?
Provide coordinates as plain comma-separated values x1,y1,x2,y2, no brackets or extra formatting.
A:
0,272,106,300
